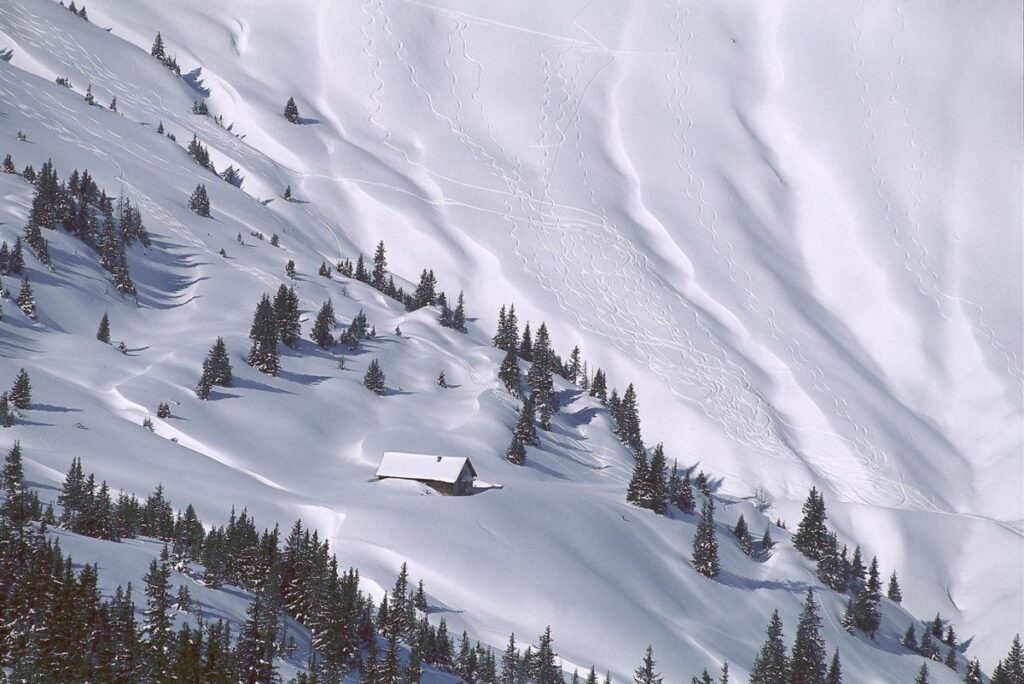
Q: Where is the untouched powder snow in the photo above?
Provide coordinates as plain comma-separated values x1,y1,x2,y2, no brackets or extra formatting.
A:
0,0,1020,680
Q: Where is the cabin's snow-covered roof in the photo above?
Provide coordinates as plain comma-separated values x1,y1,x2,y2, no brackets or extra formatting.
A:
376,452,477,484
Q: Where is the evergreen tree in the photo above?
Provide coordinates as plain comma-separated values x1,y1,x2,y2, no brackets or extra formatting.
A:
816,532,845,591
589,368,607,400
97,312,111,343
452,291,467,333
853,556,881,638
919,629,937,661
499,346,522,396
617,384,643,451
311,300,336,349
520,323,533,361
188,184,210,217
692,498,720,579
887,571,902,602
534,627,561,684
247,294,280,375
364,358,386,395
963,658,983,684
633,646,663,684
733,514,753,556
514,394,540,447
506,434,527,466
762,526,774,553
354,253,368,282
793,487,829,561
646,443,668,514
372,240,388,290
825,651,842,684
993,634,1023,684
284,97,300,123
626,451,651,508
902,624,918,651
17,275,34,317
151,32,166,59
10,367,31,409
750,611,789,684
914,664,929,684
273,285,302,348
841,599,856,634
500,634,519,684
142,546,174,681
676,471,695,513
944,646,958,672
790,589,827,684
0,392,13,427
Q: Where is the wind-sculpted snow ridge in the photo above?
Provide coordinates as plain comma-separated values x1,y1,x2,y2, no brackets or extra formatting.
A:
0,0,1020,679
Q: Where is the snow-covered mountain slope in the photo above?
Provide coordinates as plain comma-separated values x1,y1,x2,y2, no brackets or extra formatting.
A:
0,0,1020,679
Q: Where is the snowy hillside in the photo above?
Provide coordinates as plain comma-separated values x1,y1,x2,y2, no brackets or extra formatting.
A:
0,0,1020,681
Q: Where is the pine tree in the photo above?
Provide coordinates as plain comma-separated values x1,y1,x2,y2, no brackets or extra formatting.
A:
284,97,300,123
692,498,719,579
0,393,13,427
151,32,166,59
963,659,983,684
273,285,302,348
841,599,856,634
17,275,34,317
626,451,651,507
188,184,210,217
914,664,929,684
520,322,533,361
793,487,829,561
825,651,841,684
750,610,788,684
371,240,388,290
617,384,643,451
207,337,233,386
452,291,467,332
97,312,111,343
944,646,958,672
142,546,174,681
902,624,918,650
647,443,668,514
853,556,881,638
790,589,827,684
364,358,386,395
994,634,1023,683
733,514,754,556
676,471,696,513
589,368,607,400
354,253,368,282
633,646,663,684
311,300,336,348
816,532,845,591
10,367,31,409
247,294,280,375
514,394,540,447
761,526,774,553
534,627,561,684
500,633,518,684
506,434,527,466
887,571,902,602
919,629,937,660
499,346,522,396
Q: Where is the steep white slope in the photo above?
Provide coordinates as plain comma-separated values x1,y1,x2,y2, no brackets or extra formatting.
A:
0,0,1019,679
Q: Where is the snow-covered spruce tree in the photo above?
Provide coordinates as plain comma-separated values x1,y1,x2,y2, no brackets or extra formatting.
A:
825,650,842,684
499,346,522,396
533,627,561,684
901,623,918,650
692,498,719,579
887,571,902,602
526,322,559,429
273,284,302,348
513,394,540,447
492,303,520,353
790,589,827,684
676,470,696,513
284,97,300,123
793,487,829,561
10,368,31,409
188,184,210,217
237,570,280,683
409,269,437,310
247,294,280,375
151,32,166,59
733,514,754,556
372,240,388,290
96,312,110,343
914,664,929,684
842,600,856,634
142,546,173,680
589,368,607,400
364,358,386,395
750,610,788,684
963,658,983,684
565,345,581,384
853,556,881,638
17,275,34,318
646,443,668,514
519,322,533,361
452,291,467,333
617,384,643,452
626,451,650,507
505,433,527,466
815,532,845,591
311,300,336,349
207,337,233,386
318,261,332,278
633,646,663,684
354,253,369,282
2,154,14,174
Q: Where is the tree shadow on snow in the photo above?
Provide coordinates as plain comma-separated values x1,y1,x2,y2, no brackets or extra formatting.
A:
230,375,294,396
32,403,81,413
183,68,211,97
277,369,332,386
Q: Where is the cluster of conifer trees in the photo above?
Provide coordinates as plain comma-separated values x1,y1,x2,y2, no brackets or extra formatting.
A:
10,155,147,296
335,241,467,333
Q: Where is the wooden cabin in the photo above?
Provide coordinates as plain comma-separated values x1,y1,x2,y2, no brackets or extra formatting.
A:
375,452,478,496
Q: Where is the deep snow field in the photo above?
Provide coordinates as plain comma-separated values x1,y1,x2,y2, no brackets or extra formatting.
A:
0,0,1020,680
